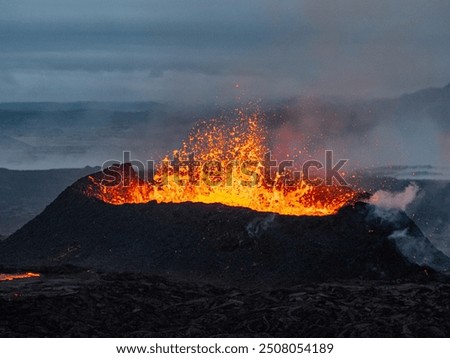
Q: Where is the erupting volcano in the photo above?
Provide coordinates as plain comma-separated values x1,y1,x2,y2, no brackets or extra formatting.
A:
2,109,449,284
85,110,360,216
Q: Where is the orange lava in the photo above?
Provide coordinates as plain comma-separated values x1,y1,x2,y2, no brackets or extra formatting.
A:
85,110,360,216
0,272,40,282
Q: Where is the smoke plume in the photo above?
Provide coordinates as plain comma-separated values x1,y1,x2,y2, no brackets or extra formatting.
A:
368,183,419,211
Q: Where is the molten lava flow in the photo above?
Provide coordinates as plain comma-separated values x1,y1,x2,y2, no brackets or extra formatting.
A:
0,272,40,282
85,110,360,216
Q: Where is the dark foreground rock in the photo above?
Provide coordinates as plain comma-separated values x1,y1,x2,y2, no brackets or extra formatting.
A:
0,270,449,338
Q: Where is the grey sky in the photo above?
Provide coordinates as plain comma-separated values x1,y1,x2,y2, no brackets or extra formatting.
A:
0,0,449,103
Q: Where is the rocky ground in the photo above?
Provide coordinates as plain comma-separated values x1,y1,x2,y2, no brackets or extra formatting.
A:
1,268,449,338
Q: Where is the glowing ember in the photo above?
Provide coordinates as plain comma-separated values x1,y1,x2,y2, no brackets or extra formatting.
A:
85,110,360,216
0,272,40,282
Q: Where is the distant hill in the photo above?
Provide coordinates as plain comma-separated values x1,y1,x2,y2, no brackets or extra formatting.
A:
0,101,165,112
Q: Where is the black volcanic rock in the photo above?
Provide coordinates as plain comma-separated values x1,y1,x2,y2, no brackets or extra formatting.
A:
0,173,449,285
2,271,450,338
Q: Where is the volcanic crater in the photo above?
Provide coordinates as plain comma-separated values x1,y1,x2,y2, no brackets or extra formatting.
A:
1,166,449,286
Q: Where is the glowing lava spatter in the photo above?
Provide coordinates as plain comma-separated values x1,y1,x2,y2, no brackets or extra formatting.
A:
85,110,360,216
0,272,40,282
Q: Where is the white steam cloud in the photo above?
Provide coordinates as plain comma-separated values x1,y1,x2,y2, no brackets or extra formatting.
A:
368,183,419,211
365,182,450,272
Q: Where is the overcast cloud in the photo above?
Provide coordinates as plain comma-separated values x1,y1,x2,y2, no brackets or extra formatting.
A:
0,0,449,103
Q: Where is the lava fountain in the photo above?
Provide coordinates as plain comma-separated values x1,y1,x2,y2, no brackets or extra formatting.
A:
85,110,361,216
